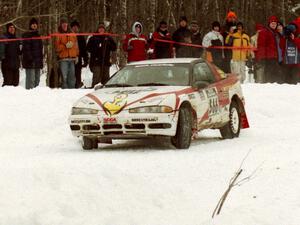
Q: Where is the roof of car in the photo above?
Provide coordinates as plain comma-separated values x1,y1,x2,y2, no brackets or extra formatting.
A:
128,58,204,66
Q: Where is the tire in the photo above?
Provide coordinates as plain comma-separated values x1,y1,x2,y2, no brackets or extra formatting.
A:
82,137,97,150
171,106,192,149
220,101,241,139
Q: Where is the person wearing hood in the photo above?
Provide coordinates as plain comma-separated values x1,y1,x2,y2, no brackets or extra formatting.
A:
1,23,21,87
87,23,117,87
280,21,300,84
149,21,173,59
22,18,43,89
172,16,193,57
256,16,280,83
202,21,225,70
123,22,148,63
70,20,89,88
190,20,203,58
55,17,79,89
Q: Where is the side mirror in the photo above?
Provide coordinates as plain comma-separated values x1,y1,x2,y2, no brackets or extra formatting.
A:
94,84,103,90
193,81,209,89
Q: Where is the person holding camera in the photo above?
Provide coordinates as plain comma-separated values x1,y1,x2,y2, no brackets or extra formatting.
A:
280,20,300,84
55,17,79,89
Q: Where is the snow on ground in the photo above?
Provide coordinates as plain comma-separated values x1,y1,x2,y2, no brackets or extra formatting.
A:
0,70,300,225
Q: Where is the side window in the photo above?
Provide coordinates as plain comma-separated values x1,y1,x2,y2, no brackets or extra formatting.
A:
193,63,215,83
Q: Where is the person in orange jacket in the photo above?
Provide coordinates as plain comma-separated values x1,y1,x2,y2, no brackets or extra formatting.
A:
55,17,79,89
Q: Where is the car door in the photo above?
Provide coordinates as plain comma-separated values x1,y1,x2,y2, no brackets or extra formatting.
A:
192,62,221,127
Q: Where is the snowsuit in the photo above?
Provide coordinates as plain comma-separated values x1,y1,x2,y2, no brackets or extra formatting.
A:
87,34,117,86
226,31,250,83
172,26,193,58
22,30,43,89
191,30,203,58
256,26,280,83
123,22,148,63
150,29,173,59
75,35,88,88
1,32,21,87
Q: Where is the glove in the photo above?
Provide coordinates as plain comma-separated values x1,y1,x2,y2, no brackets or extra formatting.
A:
82,61,88,67
66,41,73,49
147,48,154,54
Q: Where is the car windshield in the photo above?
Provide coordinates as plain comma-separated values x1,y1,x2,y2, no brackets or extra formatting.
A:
105,64,190,87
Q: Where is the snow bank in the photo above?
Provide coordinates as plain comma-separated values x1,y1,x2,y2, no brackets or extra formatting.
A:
0,82,300,225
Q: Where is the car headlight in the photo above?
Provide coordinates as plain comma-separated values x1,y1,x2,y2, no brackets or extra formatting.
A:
129,106,173,113
71,107,99,115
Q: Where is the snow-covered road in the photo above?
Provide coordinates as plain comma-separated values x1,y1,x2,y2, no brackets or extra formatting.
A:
0,83,300,225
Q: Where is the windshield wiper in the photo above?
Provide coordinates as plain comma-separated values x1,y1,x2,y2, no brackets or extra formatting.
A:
104,83,133,88
137,83,169,86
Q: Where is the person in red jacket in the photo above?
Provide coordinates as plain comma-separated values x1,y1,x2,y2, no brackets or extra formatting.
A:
148,21,173,59
256,16,280,83
280,21,300,84
123,22,148,63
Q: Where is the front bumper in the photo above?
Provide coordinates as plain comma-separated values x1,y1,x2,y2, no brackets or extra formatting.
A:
69,112,178,138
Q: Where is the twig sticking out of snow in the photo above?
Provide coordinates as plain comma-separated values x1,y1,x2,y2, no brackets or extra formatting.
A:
212,150,262,218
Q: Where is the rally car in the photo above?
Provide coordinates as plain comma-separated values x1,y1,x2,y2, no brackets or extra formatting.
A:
69,58,249,150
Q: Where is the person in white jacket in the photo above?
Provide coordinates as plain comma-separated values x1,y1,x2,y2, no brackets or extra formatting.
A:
202,21,225,70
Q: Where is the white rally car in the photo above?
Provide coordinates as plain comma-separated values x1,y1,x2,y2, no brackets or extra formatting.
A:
69,58,249,150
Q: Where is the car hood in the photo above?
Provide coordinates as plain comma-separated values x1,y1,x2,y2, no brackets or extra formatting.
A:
74,86,192,115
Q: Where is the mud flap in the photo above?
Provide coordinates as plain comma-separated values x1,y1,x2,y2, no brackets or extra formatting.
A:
241,111,249,129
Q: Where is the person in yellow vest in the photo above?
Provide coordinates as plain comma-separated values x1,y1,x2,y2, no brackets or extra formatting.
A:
226,22,250,83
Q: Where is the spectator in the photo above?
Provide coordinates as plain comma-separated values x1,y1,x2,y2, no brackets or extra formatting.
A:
202,21,225,70
222,11,238,73
190,20,203,58
123,22,148,63
87,23,117,87
22,18,43,89
224,25,237,72
280,21,300,84
250,23,264,82
1,23,21,87
256,16,280,83
70,20,89,88
227,22,250,83
149,21,173,59
275,21,287,83
172,16,193,57
55,17,79,89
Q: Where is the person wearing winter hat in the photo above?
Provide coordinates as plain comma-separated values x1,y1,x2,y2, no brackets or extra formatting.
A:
202,21,225,70
149,21,173,59
256,15,281,83
55,17,79,88
70,20,89,88
1,23,21,87
172,16,193,57
222,11,238,73
123,22,148,63
87,22,117,87
22,18,43,89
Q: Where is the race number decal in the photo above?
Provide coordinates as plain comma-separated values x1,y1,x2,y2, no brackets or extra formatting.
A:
206,88,219,116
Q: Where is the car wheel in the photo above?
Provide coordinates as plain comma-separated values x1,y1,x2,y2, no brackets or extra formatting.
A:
82,137,96,150
171,106,192,149
220,101,241,139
